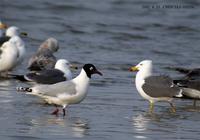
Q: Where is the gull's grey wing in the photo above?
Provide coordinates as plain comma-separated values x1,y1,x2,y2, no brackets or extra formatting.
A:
26,69,66,84
32,81,77,97
142,76,180,98
0,36,10,46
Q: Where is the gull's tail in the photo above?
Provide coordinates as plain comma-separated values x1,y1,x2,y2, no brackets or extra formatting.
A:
7,74,28,81
16,87,32,92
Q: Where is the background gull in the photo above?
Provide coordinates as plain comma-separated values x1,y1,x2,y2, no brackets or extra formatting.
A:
17,64,102,116
27,37,59,71
167,66,200,105
129,60,182,113
0,26,26,64
173,78,200,106
0,40,18,74
9,59,78,84
0,26,27,47
0,26,27,76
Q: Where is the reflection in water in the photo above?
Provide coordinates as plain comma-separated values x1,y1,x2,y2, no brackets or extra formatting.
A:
28,116,89,138
0,79,14,91
132,112,169,139
132,111,181,139
71,118,89,138
132,114,149,139
0,79,15,104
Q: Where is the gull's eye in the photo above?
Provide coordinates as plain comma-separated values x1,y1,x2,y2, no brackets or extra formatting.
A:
90,67,94,71
140,63,143,66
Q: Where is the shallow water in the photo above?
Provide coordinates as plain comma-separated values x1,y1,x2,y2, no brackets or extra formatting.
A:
1,0,200,139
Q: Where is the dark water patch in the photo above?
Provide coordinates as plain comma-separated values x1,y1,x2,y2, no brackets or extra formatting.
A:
152,49,179,56
91,78,130,87
166,25,198,32
8,135,42,140
101,63,133,71
44,2,99,14
68,28,87,34
150,23,166,28
95,23,146,31
112,0,138,5
111,33,150,41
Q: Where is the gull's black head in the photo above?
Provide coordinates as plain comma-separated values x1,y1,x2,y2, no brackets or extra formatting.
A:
83,64,103,78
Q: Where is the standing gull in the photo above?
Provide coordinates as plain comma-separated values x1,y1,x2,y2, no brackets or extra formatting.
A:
129,60,182,112
17,64,102,116
0,40,18,73
0,26,26,62
28,37,59,71
9,59,78,84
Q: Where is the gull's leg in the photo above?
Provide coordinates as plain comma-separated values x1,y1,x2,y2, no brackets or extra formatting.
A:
193,100,197,107
62,105,68,116
169,102,176,113
63,108,66,116
51,105,59,115
149,101,154,113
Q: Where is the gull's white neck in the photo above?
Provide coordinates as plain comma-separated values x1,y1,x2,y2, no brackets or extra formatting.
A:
70,69,90,103
136,66,152,82
9,36,25,62
73,69,90,84
135,65,152,100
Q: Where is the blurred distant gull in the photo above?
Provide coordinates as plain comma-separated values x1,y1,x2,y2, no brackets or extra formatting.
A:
17,64,102,116
0,26,26,62
28,37,59,71
129,60,182,113
9,59,78,84
0,26,26,76
0,40,18,73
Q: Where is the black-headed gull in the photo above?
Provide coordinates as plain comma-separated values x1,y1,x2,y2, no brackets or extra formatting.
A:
17,64,102,116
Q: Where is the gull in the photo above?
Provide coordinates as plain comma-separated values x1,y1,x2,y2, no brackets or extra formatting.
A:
0,26,26,63
0,36,25,75
6,26,26,62
17,64,102,116
169,66,200,106
0,40,18,73
173,78,200,106
9,59,78,84
129,60,182,113
27,37,59,71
